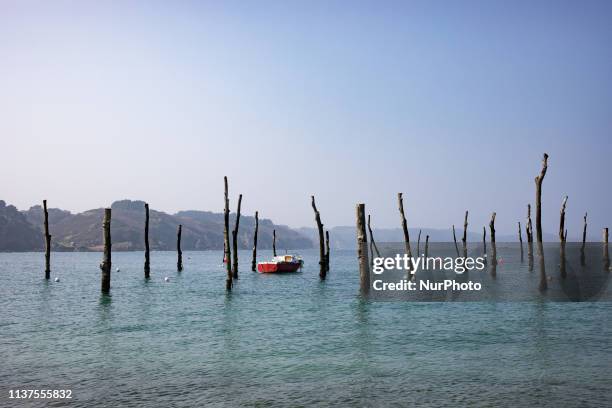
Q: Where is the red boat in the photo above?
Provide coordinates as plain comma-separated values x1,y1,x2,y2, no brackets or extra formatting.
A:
257,255,304,273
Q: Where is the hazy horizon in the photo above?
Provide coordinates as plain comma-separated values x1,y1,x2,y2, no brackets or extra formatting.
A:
1,1,610,235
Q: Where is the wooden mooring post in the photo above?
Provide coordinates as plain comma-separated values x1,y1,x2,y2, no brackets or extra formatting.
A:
604,228,609,271
251,211,259,272
177,224,183,272
272,229,277,257
482,226,487,263
398,193,412,258
223,177,232,290
462,210,468,257
100,208,112,293
535,153,549,244
43,200,51,279
526,204,533,243
489,212,497,267
311,196,328,279
325,230,330,273
581,213,588,252
417,229,422,256
424,235,430,258
518,221,524,261
232,194,242,279
144,203,150,278
559,196,568,243
356,204,369,293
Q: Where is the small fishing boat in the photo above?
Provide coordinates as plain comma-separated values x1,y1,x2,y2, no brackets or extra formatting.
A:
257,255,303,273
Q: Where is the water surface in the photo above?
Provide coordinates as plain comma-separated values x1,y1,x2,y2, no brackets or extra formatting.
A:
1,249,610,407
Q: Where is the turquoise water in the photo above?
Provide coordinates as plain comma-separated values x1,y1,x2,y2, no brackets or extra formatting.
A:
1,249,611,407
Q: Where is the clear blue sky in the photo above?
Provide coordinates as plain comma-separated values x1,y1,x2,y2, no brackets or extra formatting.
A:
1,0,610,238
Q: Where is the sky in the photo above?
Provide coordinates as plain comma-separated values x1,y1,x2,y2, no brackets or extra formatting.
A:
1,0,611,238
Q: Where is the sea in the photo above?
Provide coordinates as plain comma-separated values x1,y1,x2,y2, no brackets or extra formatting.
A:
1,246,610,407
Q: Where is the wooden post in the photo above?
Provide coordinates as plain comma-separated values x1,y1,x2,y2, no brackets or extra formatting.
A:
526,204,533,243
482,226,487,261
490,212,497,266
462,210,468,257
272,229,277,257
580,212,587,265
177,224,183,272
232,194,242,279
489,212,496,243
223,177,232,290
311,196,327,279
251,211,259,272
559,196,568,242
604,228,610,271
417,229,422,256
398,193,412,258
425,235,430,258
452,225,460,257
100,208,112,293
518,221,523,262
325,230,330,272
367,214,381,258
535,153,549,243
537,241,547,291
43,200,51,279
356,204,369,293
144,203,150,278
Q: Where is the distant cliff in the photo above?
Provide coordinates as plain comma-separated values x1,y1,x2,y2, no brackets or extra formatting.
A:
0,199,312,252
0,200,44,251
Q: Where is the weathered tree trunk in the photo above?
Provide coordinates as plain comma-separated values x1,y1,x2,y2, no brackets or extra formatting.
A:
537,241,547,291
417,229,422,257
559,196,568,242
560,240,567,279
462,210,468,257
311,196,327,279
489,212,496,243
580,213,587,265
251,211,259,272
356,204,369,293
518,221,524,261
223,177,232,290
367,214,381,258
325,230,330,272
424,235,430,258
490,212,497,267
559,198,568,279
272,229,277,257
177,224,183,272
482,226,487,263
144,203,150,278
452,225,460,257
535,153,549,244
398,193,412,258
604,228,610,271
232,194,242,279
526,204,533,243
100,208,112,293
43,200,51,279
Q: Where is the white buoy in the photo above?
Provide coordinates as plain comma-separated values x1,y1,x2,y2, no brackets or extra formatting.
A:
116,267,120,272
54,277,60,282
164,277,170,282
